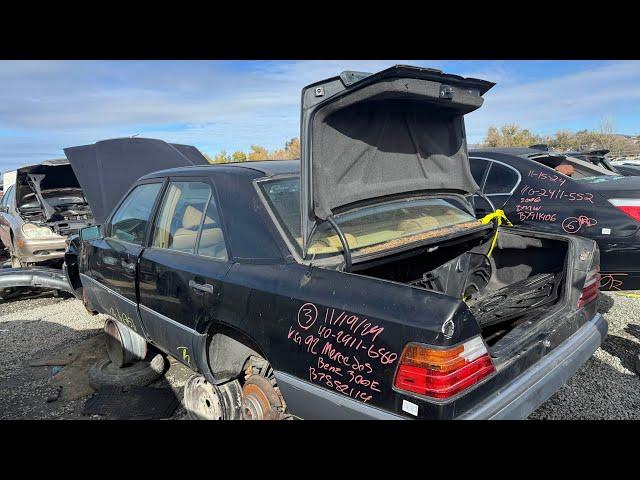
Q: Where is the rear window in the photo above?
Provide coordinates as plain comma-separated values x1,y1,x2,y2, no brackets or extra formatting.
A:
260,177,477,257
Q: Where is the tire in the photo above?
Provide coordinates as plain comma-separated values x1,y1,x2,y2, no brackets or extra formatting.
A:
88,353,166,390
635,351,640,376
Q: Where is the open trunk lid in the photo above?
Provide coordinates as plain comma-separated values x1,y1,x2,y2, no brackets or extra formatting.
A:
299,65,495,256
63,137,210,225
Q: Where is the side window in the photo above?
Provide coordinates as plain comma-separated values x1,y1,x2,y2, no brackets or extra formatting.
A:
197,195,228,261
469,158,489,187
485,162,519,194
152,181,214,255
109,183,162,245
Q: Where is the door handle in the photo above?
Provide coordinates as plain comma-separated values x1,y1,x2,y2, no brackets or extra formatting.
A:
189,280,214,294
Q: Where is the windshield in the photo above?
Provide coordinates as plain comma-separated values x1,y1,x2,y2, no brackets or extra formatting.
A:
260,177,478,257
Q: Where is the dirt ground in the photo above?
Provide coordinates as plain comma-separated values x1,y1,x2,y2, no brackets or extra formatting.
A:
0,290,639,420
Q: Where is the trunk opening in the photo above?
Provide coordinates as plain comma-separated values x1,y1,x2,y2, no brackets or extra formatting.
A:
353,228,569,350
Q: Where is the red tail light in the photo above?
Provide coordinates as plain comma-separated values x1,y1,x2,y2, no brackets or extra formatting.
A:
394,337,495,400
578,267,600,308
609,199,640,222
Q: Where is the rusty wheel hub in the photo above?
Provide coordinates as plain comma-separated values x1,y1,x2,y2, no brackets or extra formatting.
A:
241,375,284,420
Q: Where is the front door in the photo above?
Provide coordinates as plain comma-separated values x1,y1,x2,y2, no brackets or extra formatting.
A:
82,181,164,335
137,178,231,367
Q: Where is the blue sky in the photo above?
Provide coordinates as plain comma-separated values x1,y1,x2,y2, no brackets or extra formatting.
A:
1,60,639,173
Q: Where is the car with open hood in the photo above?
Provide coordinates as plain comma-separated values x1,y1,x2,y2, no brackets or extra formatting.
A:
66,66,607,420
0,159,94,268
469,147,640,290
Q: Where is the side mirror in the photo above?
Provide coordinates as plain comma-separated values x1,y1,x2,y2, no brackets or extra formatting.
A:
79,225,102,241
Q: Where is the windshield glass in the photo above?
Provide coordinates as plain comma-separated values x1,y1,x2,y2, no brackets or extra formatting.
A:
260,177,478,256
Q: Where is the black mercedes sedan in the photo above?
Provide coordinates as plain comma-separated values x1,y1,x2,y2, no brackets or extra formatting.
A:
64,66,606,420
469,147,640,290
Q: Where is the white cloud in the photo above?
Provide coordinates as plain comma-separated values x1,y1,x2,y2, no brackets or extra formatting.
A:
1,60,640,170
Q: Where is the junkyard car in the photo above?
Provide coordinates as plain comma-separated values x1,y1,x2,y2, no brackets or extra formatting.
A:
469,147,640,290
562,148,640,177
65,66,607,420
0,159,94,268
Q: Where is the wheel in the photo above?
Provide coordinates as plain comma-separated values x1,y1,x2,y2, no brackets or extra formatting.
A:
183,375,243,420
88,353,166,390
104,318,147,367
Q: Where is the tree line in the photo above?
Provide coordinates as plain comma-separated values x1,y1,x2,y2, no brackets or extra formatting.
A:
479,117,640,154
203,117,640,163
204,138,300,164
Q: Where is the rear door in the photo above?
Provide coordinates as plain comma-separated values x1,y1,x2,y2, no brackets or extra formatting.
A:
137,177,231,367
82,180,164,335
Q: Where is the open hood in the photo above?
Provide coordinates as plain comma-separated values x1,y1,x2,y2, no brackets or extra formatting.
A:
63,138,209,225
300,65,495,254
15,159,81,220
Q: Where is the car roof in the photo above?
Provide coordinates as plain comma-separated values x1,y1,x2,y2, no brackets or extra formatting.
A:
469,147,554,157
141,159,301,180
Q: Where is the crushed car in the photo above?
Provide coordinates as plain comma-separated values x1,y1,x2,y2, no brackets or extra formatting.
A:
0,159,94,268
469,147,640,290
64,65,607,420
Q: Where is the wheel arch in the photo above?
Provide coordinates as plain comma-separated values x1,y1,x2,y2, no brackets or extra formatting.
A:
201,322,268,385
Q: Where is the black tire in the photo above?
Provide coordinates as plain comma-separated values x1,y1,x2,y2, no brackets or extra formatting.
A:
635,351,640,375
88,353,166,390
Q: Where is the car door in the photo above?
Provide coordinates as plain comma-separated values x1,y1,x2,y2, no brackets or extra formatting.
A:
0,185,15,247
137,177,232,367
482,160,521,210
82,180,164,335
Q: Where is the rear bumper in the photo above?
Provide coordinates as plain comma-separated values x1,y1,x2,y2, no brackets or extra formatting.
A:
458,312,607,419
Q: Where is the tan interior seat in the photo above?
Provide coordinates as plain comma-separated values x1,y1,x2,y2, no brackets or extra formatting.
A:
198,227,227,260
397,216,440,233
172,205,215,252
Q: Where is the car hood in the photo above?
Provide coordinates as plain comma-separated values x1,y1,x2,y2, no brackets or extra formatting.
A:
14,159,81,219
63,137,209,225
300,65,494,254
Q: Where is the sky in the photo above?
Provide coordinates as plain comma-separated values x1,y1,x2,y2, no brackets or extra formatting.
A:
1,60,640,173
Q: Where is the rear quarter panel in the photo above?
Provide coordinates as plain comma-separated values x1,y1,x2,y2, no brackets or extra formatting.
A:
217,260,480,418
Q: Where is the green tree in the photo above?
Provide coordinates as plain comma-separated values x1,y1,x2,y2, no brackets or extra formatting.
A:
248,145,269,161
231,151,247,162
211,150,231,164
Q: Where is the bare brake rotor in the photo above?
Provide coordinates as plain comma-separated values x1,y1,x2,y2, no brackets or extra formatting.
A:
241,375,286,420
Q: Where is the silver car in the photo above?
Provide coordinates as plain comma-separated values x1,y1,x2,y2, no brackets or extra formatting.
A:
0,159,94,268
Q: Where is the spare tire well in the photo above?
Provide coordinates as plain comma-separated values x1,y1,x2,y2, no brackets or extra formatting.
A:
205,325,267,384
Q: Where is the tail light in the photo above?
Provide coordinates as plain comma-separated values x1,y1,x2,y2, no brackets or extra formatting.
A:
578,266,600,308
609,199,640,222
394,336,495,400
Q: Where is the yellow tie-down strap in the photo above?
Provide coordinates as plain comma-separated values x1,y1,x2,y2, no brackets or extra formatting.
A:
480,209,513,257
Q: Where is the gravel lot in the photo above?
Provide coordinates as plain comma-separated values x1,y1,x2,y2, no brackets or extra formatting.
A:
0,289,638,419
